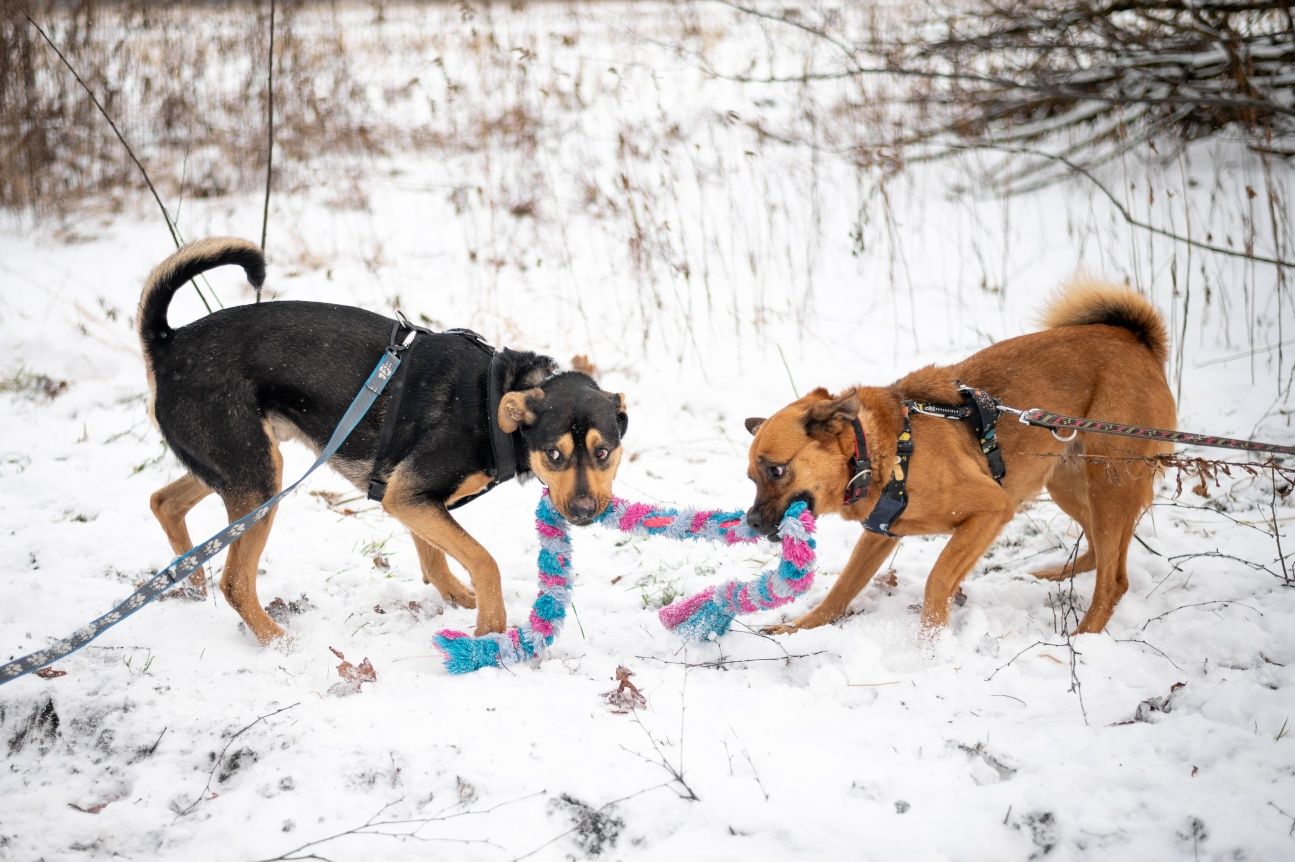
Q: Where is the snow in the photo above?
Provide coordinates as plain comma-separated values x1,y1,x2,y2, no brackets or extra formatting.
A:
2,2,1293,860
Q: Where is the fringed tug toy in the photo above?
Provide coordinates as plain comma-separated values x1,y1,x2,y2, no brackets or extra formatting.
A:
433,491,817,674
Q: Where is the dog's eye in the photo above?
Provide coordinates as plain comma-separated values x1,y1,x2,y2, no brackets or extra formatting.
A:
594,446,611,462
766,464,787,480
546,448,563,464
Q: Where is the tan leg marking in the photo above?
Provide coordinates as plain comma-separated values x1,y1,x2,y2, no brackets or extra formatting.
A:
383,466,505,635
766,530,899,634
150,472,214,596
217,445,285,645
412,534,477,608
447,471,492,507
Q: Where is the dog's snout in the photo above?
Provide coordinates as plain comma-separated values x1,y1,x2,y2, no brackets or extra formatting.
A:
569,494,599,522
746,507,767,535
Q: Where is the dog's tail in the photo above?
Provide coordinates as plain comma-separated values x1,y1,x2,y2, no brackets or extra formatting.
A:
1041,278,1169,365
137,237,265,351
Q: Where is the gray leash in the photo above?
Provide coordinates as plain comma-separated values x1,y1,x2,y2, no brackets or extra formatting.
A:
1,326,417,685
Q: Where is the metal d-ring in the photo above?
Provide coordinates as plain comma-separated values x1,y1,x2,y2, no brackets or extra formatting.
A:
1050,427,1078,443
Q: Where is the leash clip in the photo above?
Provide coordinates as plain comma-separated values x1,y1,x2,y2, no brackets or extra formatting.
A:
1013,406,1078,442
388,311,420,354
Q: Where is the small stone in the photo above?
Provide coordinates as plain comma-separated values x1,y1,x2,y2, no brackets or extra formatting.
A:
895,800,910,814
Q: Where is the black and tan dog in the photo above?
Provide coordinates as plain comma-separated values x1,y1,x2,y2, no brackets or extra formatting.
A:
139,237,627,644
744,281,1175,636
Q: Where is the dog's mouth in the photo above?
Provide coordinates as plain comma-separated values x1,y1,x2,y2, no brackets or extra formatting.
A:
791,490,815,512
766,491,815,542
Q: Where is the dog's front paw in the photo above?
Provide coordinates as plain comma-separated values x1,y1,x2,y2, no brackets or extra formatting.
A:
164,580,209,602
251,620,288,646
473,613,506,637
762,622,800,636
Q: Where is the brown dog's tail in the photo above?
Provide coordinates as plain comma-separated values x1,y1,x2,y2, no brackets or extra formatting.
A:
1041,278,1169,365
137,237,266,352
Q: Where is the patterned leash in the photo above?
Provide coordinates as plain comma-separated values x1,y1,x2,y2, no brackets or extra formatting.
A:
1001,404,1295,456
0,327,416,686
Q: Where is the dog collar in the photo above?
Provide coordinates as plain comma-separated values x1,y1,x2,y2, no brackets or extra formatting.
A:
486,348,529,487
844,415,872,505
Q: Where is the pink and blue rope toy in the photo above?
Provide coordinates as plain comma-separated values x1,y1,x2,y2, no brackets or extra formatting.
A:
433,491,816,674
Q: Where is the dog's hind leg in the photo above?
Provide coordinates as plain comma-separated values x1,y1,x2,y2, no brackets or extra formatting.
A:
217,443,285,645
1072,459,1156,635
1032,457,1096,581
921,508,1015,630
765,530,898,634
411,535,477,609
150,472,214,596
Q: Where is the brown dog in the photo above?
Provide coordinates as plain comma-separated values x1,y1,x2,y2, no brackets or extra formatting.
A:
744,280,1175,636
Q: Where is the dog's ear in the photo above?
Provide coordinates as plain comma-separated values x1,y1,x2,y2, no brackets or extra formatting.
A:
610,392,628,436
803,390,860,439
498,388,545,433
744,417,766,436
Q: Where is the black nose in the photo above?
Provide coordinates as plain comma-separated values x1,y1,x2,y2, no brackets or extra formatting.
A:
569,495,598,521
746,507,766,534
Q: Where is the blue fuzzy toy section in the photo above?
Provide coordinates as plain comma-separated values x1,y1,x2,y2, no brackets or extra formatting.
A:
673,600,736,642
434,633,503,675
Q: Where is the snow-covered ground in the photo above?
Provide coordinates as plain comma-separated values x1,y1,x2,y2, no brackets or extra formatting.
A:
2,3,1293,860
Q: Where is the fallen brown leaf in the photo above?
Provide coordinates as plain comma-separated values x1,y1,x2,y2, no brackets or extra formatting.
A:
603,665,647,713
328,647,377,696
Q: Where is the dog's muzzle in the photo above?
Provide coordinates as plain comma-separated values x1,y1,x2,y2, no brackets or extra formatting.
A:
748,492,814,542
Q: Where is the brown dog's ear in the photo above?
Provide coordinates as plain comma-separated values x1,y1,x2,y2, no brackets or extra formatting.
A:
803,390,860,438
745,417,766,436
498,388,545,433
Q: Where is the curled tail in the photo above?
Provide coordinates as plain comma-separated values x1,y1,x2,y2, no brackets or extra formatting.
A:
137,237,265,352
1041,278,1169,365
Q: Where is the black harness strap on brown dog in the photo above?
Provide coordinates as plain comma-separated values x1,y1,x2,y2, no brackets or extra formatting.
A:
860,385,1006,536
907,384,1007,483
959,385,1007,482
862,408,913,536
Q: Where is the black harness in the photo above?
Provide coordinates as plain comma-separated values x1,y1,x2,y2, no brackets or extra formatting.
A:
366,316,526,509
853,384,1006,536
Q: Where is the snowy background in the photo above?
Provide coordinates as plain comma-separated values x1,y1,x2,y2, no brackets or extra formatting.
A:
1,2,1293,860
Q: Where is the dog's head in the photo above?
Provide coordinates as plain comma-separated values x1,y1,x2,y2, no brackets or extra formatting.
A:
744,387,859,538
499,371,629,526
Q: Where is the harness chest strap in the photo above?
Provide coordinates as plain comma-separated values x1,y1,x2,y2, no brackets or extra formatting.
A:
863,408,914,536
857,385,1006,537
366,326,524,510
